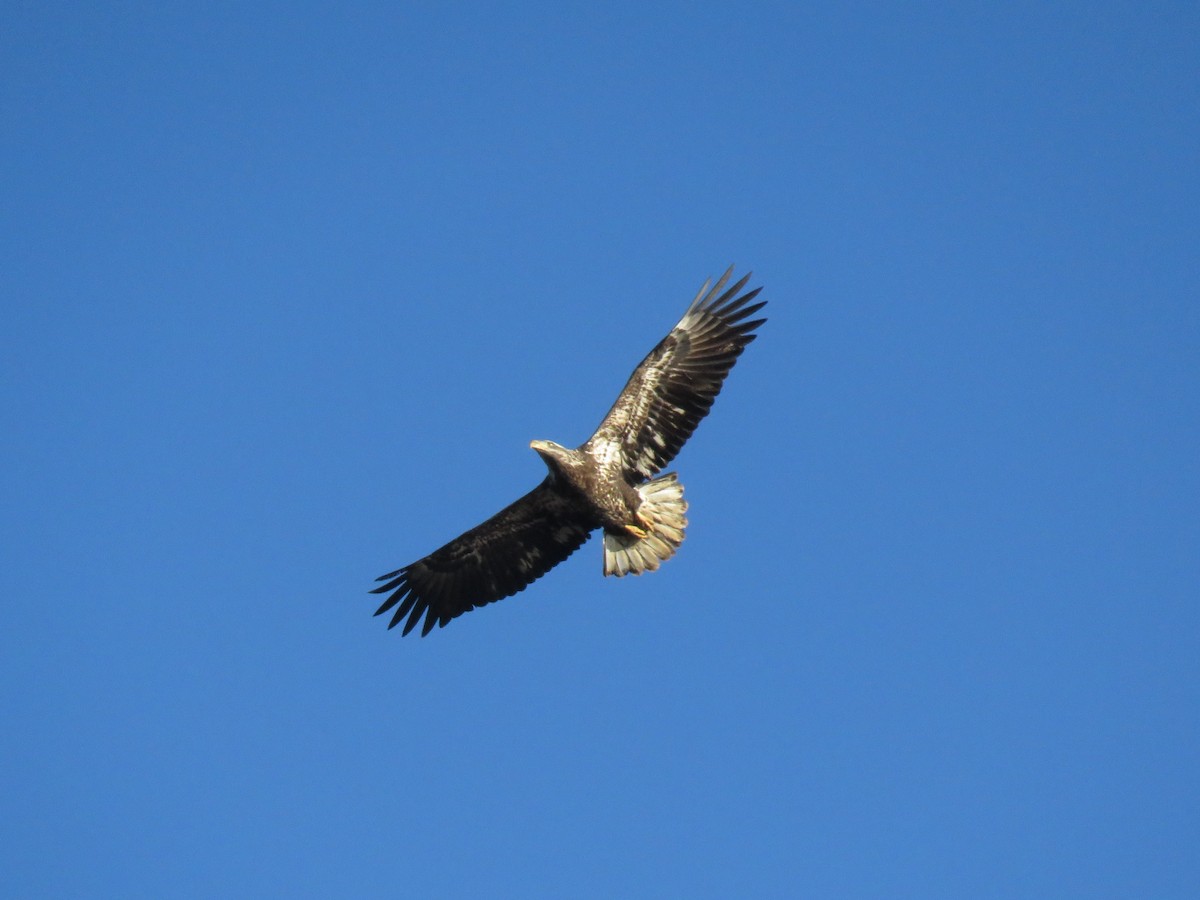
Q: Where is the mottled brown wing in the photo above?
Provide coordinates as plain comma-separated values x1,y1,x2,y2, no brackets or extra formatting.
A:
584,268,766,481
370,478,595,636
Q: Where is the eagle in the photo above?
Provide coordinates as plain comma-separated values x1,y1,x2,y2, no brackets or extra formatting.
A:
371,267,767,636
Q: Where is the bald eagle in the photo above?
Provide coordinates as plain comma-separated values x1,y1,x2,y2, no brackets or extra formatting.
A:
371,267,766,635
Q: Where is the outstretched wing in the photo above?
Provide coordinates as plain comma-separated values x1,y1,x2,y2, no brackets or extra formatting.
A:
370,479,595,636
585,267,766,482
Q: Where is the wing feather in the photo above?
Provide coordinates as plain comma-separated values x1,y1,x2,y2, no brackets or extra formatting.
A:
370,478,595,636
585,267,767,481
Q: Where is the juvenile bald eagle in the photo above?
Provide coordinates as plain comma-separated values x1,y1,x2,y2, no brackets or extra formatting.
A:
371,267,766,635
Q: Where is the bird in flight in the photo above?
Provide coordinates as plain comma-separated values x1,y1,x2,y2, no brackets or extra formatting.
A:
371,267,767,635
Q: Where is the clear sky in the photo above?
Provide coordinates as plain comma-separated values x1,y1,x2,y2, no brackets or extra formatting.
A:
3,3,1197,897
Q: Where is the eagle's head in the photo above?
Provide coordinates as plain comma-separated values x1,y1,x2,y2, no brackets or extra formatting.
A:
529,439,567,459
530,439,580,477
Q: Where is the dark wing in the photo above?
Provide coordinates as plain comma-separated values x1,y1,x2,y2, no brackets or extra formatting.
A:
370,478,595,636
584,267,766,481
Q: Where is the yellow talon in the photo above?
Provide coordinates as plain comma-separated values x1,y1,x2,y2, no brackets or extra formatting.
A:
625,523,649,539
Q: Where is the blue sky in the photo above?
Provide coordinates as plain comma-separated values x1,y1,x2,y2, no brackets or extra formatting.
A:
2,2,1197,896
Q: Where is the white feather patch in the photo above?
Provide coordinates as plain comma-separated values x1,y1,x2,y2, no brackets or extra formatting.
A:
602,473,689,578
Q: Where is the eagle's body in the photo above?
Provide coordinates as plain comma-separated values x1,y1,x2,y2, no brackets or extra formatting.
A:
529,441,630,530
372,267,766,635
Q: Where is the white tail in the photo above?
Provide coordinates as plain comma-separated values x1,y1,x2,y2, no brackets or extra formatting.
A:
603,473,688,577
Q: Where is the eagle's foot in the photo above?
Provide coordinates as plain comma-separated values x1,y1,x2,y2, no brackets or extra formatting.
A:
625,510,656,540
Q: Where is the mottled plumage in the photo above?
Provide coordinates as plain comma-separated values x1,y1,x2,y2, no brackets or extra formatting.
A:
371,267,766,635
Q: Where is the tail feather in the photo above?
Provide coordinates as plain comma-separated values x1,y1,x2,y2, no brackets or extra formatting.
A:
603,473,688,577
